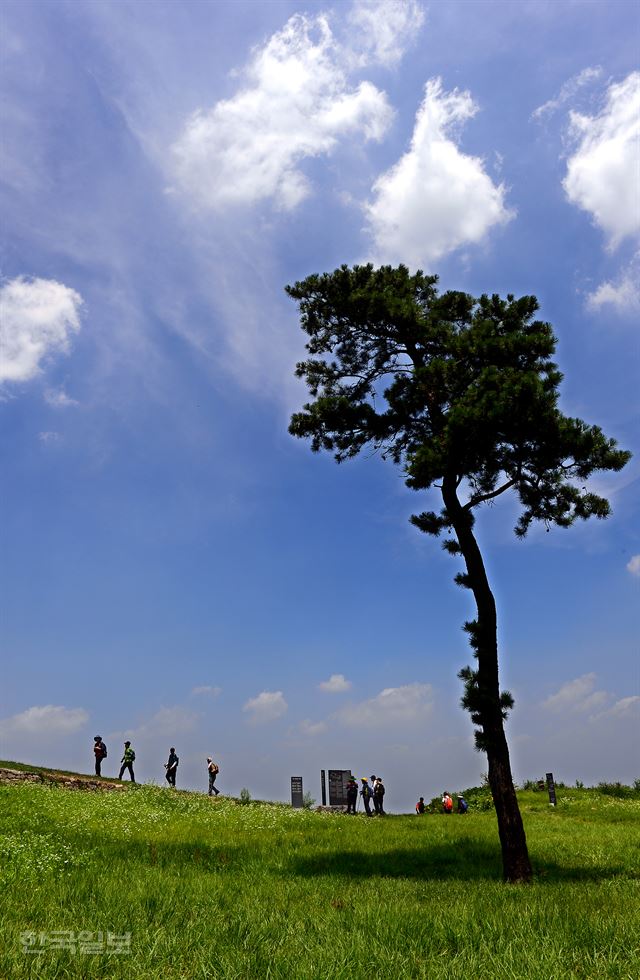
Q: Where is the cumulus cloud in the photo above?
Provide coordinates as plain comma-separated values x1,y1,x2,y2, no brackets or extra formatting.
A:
243,690,288,724
542,673,609,714
563,72,640,250
627,555,640,577
365,78,513,266
191,685,222,697
318,673,352,693
171,13,393,212
0,276,83,383
347,0,425,69
531,66,602,121
586,254,640,314
0,704,89,736
337,682,433,727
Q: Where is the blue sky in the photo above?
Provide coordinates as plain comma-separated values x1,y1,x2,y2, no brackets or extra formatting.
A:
1,0,638,811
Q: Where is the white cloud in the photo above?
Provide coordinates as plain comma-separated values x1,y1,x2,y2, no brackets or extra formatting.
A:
531,66,602,121
120,706,200,739
0,276,83,383
171,13,393,212
563,72,640,250
44,387,79,408
586,255,640,314
38,430,61,444
627,555,640,577
542,673,609,714
338,682,433,727
365,78,513,266
243,690,288,725
596,696,640,720
318,673,352,693
299,718,328,736
347,1,425,69
191,685,222,697
0,704,89,736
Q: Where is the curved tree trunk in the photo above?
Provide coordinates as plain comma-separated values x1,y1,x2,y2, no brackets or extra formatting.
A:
443,476,533,883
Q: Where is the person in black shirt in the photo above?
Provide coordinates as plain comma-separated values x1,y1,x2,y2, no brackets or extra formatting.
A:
164,747,179,787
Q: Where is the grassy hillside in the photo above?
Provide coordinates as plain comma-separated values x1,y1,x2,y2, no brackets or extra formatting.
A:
0,769,638,979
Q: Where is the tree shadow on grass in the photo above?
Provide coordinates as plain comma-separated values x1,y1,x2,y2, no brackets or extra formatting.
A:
290,840,632,884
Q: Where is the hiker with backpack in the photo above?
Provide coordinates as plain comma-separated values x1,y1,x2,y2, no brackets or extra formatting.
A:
164,747,179,787
442,792,453,814
457,795,469,814
93,736,107,777
207,757,220,796
118,741,136,782
415,797,426,814
360,777,373,816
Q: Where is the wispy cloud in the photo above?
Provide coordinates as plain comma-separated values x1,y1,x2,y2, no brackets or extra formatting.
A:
531,66,602,121
299,718,328,736
0,704,89,736
347,1,425,69
243,690,288,725
0,276,83,384
191,685,222,698
542,673,609,714
318,673,352,693
44,387,79,408
337,682,433,727
365,78,513,267
119,706,201,739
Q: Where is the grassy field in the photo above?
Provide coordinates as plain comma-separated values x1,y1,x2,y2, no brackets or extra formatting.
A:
1,765,638,979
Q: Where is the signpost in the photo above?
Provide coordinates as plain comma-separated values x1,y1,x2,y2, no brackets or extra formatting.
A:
546,772,557,806
291,776,303,808
328,769,352,807
320,769,327,806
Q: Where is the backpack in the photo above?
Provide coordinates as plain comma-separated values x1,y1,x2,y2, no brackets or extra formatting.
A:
102,742,107,759
210,762,219,774
458,799,468,813
444,796,453,812
129,749,136,762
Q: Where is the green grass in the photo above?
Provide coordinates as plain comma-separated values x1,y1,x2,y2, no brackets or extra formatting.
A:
1,769,638,979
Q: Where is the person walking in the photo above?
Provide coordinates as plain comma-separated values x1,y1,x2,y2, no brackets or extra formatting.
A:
457,795,469,814
118,741,136,782
415,797,426,814
374,777,386,815
360,777,373,816
442,792,453,813
207,757,220,796
93,736,107,777
346,776,358,814
164,747,179,787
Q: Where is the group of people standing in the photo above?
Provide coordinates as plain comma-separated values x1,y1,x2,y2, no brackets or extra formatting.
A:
345,775,386,815
92,736,221,794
